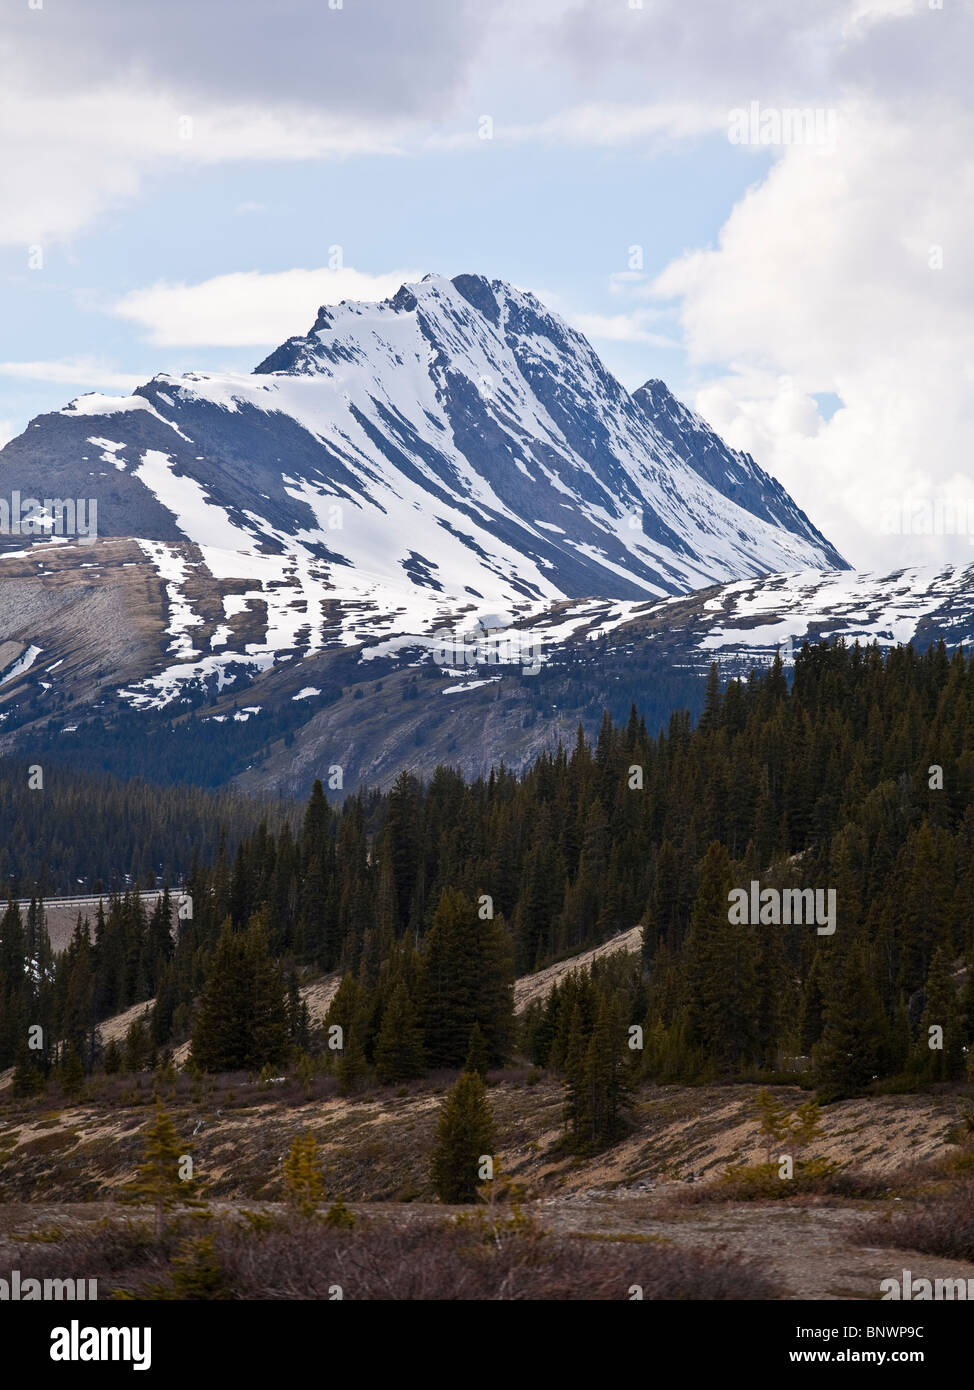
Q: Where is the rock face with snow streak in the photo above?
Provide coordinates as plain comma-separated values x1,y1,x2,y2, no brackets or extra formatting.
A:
0,272,875,791
593,561,974,670
0,274,845,624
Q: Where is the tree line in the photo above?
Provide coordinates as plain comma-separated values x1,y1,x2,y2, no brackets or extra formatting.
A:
4,638,974,1117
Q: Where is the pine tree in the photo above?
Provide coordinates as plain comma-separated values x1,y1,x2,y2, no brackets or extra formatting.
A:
754,1088,791,1164
423,888,513,1069
642,838,684,961
123,1015,152,1073
60,1043,85,1099
244,919,288,1070
337,1026,368,1096
283,1132,324,1217
917,942,964,1080
325,973,370,1093
564,993,635,1154
430,1071,495,1204
797,949,827,1054
384,771,422,932
682,842,760,1072
464,1021,489,1078
285,971,311,1053
166,1234,230,1300
103,1038,122,1075
374,981,426,1083
191,918,286,1072
12,1039,45,1097
125,1100,202,1238
58,918,96,1068
813,942,888,1099
189,920,247,1072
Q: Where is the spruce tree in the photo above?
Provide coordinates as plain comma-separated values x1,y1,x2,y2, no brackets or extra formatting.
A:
190,921,247,1071
917,942,964,1080
584,993,636,1151
562,1001,590,1147
244,919,288,1070
125,1100,202,1238
283,1132,324,1217
60,1043,85,1099
430,1071,495,1204
682,842,760,1072
813,942,888,1099
12,1039,45,1097
191,917,287,1072
337,1026,368,1096
563,994,634,1154
423,888,513,1069
464,1021,489,1078
374,980,426,1083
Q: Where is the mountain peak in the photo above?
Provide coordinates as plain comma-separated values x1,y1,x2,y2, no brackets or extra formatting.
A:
450,272,502,324
3,271,846,601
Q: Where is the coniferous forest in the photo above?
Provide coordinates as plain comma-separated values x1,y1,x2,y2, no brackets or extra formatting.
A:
0,761,282,894
4,637,974,1120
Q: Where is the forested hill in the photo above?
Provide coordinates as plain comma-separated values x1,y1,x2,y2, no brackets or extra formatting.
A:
0,760,287,895
5,637,974,1106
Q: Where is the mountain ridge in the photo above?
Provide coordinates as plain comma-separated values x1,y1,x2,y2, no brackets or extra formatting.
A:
0,270,886,794
0,273,846,616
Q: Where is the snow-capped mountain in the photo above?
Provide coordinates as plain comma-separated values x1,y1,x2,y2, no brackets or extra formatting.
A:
0,271,873,791
0,274,844,633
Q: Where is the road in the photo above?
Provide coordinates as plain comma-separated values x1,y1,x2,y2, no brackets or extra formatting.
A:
0,889,184,953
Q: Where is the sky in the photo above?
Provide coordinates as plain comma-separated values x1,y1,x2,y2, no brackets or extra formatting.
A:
1,0,972,570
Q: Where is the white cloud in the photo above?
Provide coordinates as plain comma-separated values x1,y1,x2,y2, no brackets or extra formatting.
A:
0,0,484,114
0,86,413,246
648,102,974,568
545,0,973,109
0,0,496,248
3,0,963,251
0,358,144,389
571,311,678,348
111,266,425,347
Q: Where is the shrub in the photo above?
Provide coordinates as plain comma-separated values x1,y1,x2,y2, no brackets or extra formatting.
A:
14,1214,779,1300
322,1201,355,1230
855,1182,974,1262
671,1160,892,1205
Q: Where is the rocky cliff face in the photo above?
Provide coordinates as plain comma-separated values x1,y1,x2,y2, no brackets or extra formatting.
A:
0,272,861,792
